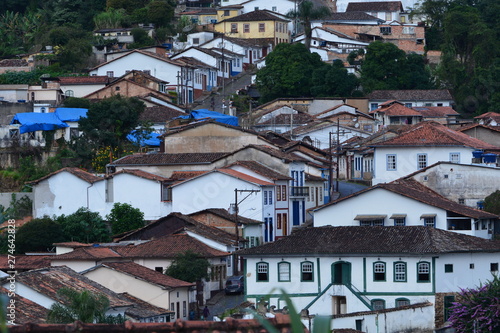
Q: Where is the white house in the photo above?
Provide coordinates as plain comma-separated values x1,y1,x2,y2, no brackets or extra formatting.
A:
171,47,231,83
313,178,499,239
237,225,500,331
58,76,110,98
367,90,455,111
82,261,193,320
371,121,499,184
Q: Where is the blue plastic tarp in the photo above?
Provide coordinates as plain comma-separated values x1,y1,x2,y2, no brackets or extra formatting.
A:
127,131,161,147
54,108,88,122
10,112,69,134
177,109,238,126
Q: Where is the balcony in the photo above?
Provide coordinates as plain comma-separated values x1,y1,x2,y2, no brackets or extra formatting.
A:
290,186,309,198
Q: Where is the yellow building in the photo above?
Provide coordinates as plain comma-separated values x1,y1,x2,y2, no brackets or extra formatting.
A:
214,10,290,44
216,5,244,23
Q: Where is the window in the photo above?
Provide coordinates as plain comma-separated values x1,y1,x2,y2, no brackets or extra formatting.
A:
393,217,406,226
254,6,259,10
272,6,277,11
277,214,282,229
161,182,172,201
231,23,238,33
370,103,379,111
193,38,200,44
277,186,281,201
394,262,407,282
143,70,151,75
301,261,314,281
396,298,410,307
422,215,435,227
264,191,268,205
373,262,386,281
257,262,269,281
450,153,460,163
281,185,287,201
404,102,412,107
371,299,385,310
106,71,114,78
65,90,74,97
259,23,265,32
360,219,384,226
268,191,273,205
385,12,391,21
444,295,455,321
70,128,80,139
9,129,19,139
278,262,290,282
458,198,465,205
380,27,391,35
402,26,415,34
491,263,499,272
183,301,187,317
387,154,397,171
155,267,163,273
244,24,250,33
470,263,475,269
417,262,430,282
444,264,453,273
115,86,120,91
224,10,230,16
417,154,427,169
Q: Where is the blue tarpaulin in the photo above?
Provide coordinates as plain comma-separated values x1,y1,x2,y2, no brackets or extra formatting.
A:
127,131,161,147
177,109,238,126
10,112,69,134
54,108,88,122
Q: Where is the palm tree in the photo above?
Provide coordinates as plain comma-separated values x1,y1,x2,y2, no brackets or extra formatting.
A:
47,288,110,323
287,0,331,50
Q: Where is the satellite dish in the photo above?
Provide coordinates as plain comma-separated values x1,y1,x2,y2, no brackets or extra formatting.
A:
182,25,194,32
355,123,360,128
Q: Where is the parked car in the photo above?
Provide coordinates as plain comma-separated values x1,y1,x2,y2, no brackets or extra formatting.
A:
225,275,244,295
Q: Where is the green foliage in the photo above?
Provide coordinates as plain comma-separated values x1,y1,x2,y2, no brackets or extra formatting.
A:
0,67,69,85
164,250,211,283
106,202,145,235
255,43,325,102
359,41,434,93
78,95,146,152
145,0,175,28
448,276,500,332
93,8,128,29
484,190,500,215
47,288,111,323
286,1,331,50
12,216,65,254
63,96,92,109
56,207,111,243
128,27,154,48
310,60,360,97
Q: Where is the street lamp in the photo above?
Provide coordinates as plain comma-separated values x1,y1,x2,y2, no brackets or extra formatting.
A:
228,188,260,275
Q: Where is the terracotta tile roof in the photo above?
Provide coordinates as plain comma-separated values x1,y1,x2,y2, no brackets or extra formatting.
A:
237,225,500,256
51,246,124,261
111,152,229,166
413,106,459,117
119,292,174,320
370,102,422,116
2,266,132,308
7,313,301,332
367,90,453,101
120,234,230,258
27,167,103,185
163,119,258,138
221,10,290,22
0,255,51,271
189,208,263,225
57,76,110,85
175,56,216,69
241,145,308,163
457,123,500,134
318,178,499,220
256,112,313,126
305,173,326,182
218,168,276,186
346,1,403,12
225,160,293,180
88,262,194,288
474,112,500,120
140,106,186,123
170,171,209,181
0,59,29,67
0,287,48,324
110,169,170,182
370,121,497,149
326,11,382,21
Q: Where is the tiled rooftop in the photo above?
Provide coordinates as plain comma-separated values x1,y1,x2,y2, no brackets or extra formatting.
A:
0,255,51,271
221,10,289,22
370,121,497,149
110,169,170,182
326,11,381,21
346,1,403,12
119,292,174,320
28,167,103,185
237,225,500,256
371,102,422,116
189,208,263,225
0,287,48,324
57,76,110,84
111,152,229,166
413,106,459,117
140,106,186,123
225,160,293,180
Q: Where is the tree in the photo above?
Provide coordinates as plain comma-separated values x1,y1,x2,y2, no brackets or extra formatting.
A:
164,250,211,283
128,27,154,48
255,43,325,102
146,0,175,28
359,41,434,93
484,190,500,215
56,208,111,243
47,288,111,323
286,0,331,50
13,217,65,254
93,8,129,30
310,60,361,97
78,95,146,154
106,202,145,235
448,276,500,332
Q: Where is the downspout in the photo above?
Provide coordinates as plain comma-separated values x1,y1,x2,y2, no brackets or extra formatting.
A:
87,182,94,209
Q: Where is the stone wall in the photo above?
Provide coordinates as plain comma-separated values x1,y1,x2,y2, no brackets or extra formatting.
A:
434,292,456,329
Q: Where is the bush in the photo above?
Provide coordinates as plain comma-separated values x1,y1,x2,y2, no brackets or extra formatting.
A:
106,202,145,235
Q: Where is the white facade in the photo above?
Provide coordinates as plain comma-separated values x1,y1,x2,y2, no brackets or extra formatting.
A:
372,146,477,184
59,83,106,98
313,187,494,239
292,123,371,150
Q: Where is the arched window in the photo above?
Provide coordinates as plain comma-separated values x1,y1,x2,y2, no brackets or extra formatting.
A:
256,262,269,282
65,90,74,97
278,262,290,282
373,261,386,281
394,262,407,282
417,262,431,282
301,261,314,282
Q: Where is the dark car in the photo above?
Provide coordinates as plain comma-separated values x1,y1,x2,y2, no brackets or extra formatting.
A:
225,275,244,295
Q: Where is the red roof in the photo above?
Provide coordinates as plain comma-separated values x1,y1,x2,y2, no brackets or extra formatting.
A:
58,76,110,85
28,167,103,185
370,102,421,116
111,169,170,182
371,121,498,149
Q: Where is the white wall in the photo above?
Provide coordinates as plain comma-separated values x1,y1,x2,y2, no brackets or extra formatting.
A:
171,172,264,221
373,146,475,184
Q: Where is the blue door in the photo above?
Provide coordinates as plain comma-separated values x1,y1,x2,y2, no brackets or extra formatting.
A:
293,201,300,225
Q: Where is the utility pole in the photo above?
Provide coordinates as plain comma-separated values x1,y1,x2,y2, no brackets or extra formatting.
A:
231,188,260,276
